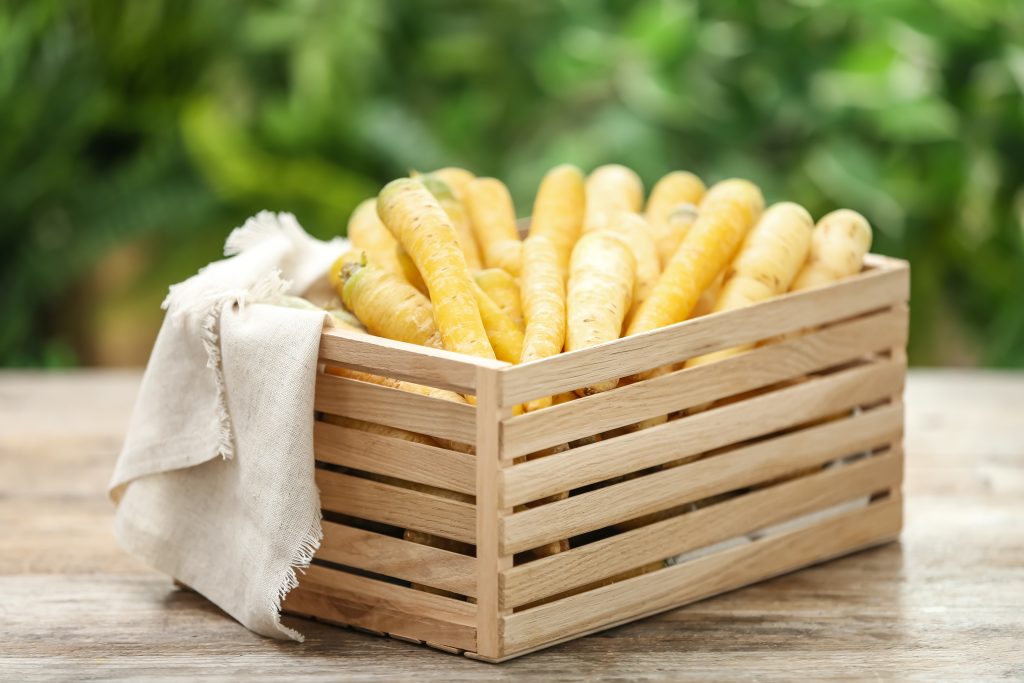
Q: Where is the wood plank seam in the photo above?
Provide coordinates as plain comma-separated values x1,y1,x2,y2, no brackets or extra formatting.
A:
316,521,478,597
474,366,511,660
315,372,477,445
498,258,909,405
499,447,902,608
500,495,903,655
501,306,908,457
316,469,476,544
501,359,904,507
501,398,903,554
314,420,476,496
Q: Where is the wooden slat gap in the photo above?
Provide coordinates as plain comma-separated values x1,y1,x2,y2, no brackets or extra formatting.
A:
499,258,909,405
500,307,908,457
314,420,476,496
500,447,902,608
315,371,477,446
500,398,903,554
500,495,903,654
501,358,905,507
317,469,477,544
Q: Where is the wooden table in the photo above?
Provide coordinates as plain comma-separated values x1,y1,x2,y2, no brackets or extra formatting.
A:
2,370,1021,681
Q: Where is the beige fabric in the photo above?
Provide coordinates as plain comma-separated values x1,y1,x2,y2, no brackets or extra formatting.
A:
110,212,346,641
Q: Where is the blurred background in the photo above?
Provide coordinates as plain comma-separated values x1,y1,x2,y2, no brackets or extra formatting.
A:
2,0,1022,368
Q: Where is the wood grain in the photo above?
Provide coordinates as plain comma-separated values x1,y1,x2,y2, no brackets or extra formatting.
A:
502,358,904,506
314,420,476,496
319,325,507,395
501,306,907,458
315,372,477,446
499,259,909,406
2,369,1022,681
501,448,902,608
501,496,903,655
473,366,514,660
285,565,477,651
316,469,476,544
501,401,903,555
316,522,477,597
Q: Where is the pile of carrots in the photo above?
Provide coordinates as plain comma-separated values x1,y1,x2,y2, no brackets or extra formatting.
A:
327,164,873,409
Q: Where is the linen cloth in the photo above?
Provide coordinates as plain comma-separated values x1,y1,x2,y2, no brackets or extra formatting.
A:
109,211,346,641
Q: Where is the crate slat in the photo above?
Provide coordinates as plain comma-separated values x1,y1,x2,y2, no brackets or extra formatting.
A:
500,495,902,655
315,372,477,446
501,398,902,554
317,522,477,597
316,469,476,544
502,356,905,507
500,261,909,406
320,326,506,394
314,420,476,496
285,566,476,651
502,306,907,458
501,447,902,608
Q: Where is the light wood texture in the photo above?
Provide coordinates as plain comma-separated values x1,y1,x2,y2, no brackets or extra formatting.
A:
501,399,902,555
320,326,507,395
502,306,907,458
284,566,476,651
500,259,909,406
3,369,1022,680
503,358,904,507
316,469,476,544
473,367,514,660
502,496,903,655
314,420,476,496
316,522,477,597
501,448,902,608
315,371,477,446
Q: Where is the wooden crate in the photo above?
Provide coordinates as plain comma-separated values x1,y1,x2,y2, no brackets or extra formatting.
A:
282,253,909,662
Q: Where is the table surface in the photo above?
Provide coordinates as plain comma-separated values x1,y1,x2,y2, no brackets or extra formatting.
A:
1,369,1022,681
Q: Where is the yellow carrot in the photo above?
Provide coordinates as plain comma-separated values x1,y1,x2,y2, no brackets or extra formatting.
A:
790,209,873,291
626,179,765,336
266,290,367,333
474,268,524,331
427,166,475,201
346,198,405,277
326,249,363,292
602,213,662,328
325,308,366,332
377,178,495,359
528,164,585,270
688,271,723,319
686,202,813,367
420,176,484,270
324,365,468,407
336,259,442,348
583,164,644,233
567,230,636,394
394,243,429,296
645,171,706,266
464,177,523,276
653,203,699,269
470,281,524,363
519,235,566,411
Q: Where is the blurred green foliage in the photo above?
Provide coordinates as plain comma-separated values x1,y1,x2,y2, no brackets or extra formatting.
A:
2,0,1022,366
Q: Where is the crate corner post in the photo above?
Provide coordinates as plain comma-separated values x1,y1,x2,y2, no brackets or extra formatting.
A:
474,364,513,661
